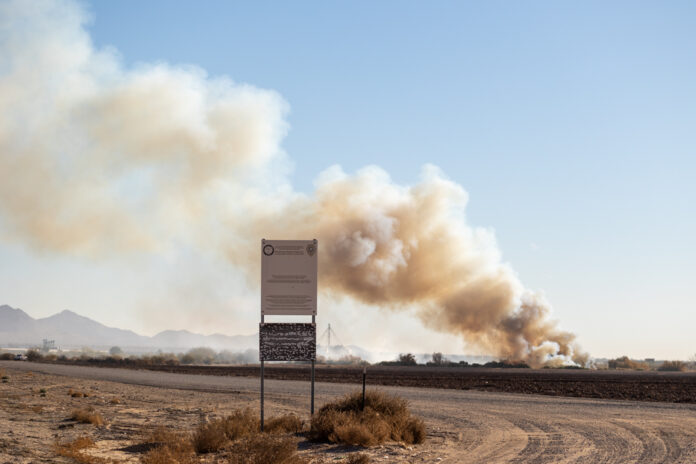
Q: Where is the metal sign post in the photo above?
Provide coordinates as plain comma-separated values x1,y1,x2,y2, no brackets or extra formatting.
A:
260,239,318,431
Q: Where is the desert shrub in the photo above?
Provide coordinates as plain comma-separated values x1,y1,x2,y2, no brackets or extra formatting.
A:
346,454,371,464
0,352,13,360
69,388,88,398
26,348,43,361
264,414,304,434
222,408,260,440
309,390,426,447
140,428,195,464
658,360,687,372
427,352,449,366
71,407,105,426
193,419,228,453
109,397,121,404
226,435,306,464
608,356,649,370
109,346,123,356
54,436,106,463
181,347,216,365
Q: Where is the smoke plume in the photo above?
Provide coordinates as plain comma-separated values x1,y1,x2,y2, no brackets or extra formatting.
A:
0,0,586,366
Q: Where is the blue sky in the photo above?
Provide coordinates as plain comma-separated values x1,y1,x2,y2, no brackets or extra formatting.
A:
1,1,694,359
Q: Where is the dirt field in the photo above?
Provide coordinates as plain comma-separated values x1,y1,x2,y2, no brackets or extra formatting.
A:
2,361,696,463
44,361,696,403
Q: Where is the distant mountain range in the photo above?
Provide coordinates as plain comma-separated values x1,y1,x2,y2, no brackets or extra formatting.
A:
0,304,257,353
0,304,495,363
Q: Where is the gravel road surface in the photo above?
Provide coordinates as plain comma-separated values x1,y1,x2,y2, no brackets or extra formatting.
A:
3,361,696,463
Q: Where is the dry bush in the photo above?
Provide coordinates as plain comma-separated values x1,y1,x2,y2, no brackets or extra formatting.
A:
71,407,105,426
141,446,196,464
109,397,121,404
222,408,259,440
140,427,196,464
68,388,88,398
140,427,195,463
26,348,43,361
607,356,649,370
658,360,687,372
346,454,371,464
226,435,306,464
193,419,229,453
54,436,106,464
265,414,304,434
31,405,43,413
309,390,426,447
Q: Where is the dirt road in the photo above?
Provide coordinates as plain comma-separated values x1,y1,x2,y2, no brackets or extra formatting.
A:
47,360,696,403
2,361,696,463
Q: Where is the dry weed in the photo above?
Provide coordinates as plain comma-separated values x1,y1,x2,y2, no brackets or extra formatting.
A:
658,361,687,372
140,427,195,464
54,436,106,464
193,419,228,453
108,397,121,404
265,414,304,434
222,408,259,440
309,390,426,447
31,405,43,413
71,407,105,426
226,435,306,464
68,388,88,398
346,454,371,464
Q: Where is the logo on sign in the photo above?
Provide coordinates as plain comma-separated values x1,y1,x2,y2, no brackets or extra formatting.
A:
263,244,275,256
306,243,316,256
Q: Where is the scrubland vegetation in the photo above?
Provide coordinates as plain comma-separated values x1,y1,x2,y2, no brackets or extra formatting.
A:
7,347,696,371
133,392,422,462
309,390,426,447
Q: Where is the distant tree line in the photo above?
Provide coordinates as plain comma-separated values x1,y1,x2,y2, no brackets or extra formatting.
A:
379,352,531,368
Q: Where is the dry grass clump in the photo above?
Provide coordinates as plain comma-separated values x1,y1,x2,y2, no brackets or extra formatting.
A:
226,435,306,464
658,360,687,372
54,436,107,464
68,388,89,398
193,419,229,453
141,428,196,464
140,411,307,461
108,397,121,404
222,408,259,440
346,454,371,464
71,407,105,426
309,390,426,447
265,414,304,434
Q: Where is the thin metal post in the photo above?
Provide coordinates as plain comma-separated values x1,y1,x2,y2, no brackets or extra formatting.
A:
260,360,264,432
311,315,315,416
311,360,315,415
362,367,366,411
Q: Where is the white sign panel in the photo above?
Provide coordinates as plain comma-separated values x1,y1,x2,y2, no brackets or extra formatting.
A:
261,239,317,316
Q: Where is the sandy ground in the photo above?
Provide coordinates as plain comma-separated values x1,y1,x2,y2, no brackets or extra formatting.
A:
1,361,696,463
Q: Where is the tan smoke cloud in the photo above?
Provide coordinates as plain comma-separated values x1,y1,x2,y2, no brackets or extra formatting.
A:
229,166,587,366
0,0,586,366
